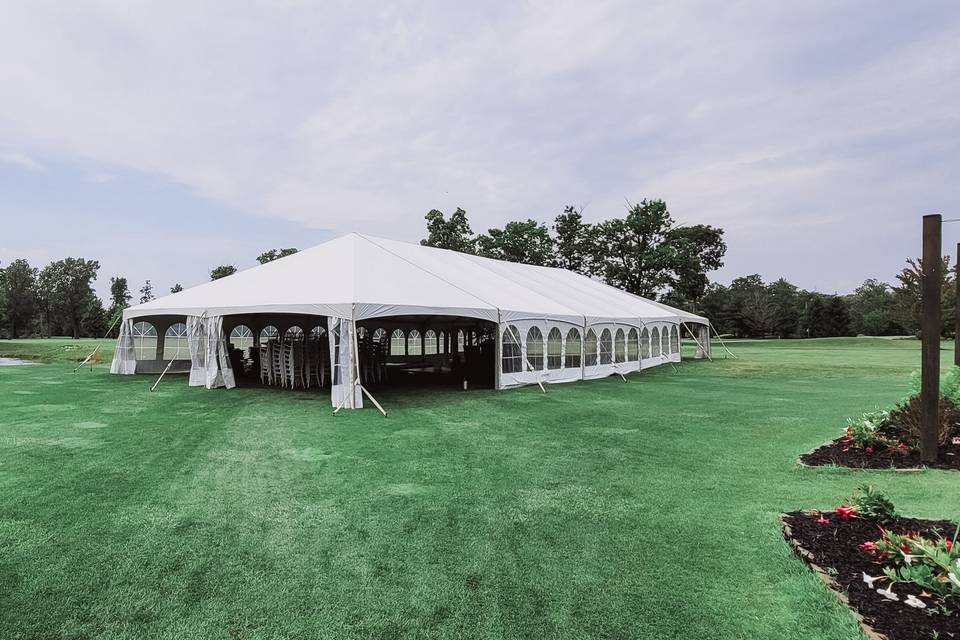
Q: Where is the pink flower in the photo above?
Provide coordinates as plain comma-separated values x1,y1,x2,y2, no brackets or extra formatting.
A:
816,515,830,524
897,442,907,450
835,506,858,521
859,541,876,552
865,446,873,454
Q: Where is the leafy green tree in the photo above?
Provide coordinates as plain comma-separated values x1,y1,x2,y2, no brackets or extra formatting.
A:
699,283,735,334
552,206,594,274
767,278,800,338
257,248,299,264
476,219,554,265
0,264,7,337
1,258,38,338
727,275,772,337
107,276,131,334
170,283,183,293
892,257,955,337
139,280,154,304
39,258,101,339
210,265,237,281
801,295,828,338
590,200,726,301
824,295,851,337
849,279,903,336
421,208,476,254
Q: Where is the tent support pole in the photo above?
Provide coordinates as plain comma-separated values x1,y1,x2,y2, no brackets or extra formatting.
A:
709,322,737,359
682,322,713,362
352,318,387,417
74,313,121,372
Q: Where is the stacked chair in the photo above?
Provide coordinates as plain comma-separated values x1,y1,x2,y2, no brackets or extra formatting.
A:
257,333,328,390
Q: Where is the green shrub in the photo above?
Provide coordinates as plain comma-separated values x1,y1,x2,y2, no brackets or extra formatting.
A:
850,484,897,524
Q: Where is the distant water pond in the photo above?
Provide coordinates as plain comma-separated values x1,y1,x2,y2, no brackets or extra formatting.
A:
0,357,38,366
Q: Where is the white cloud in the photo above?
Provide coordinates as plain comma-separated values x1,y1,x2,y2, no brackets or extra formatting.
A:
0,1,958,290
0,151,45,172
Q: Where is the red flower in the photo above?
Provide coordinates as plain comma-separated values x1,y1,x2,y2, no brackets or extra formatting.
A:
865,446,873,454
859,541,876,551
945,539,953,551
897,442,907,450
835,505,858,520
816,516,830,524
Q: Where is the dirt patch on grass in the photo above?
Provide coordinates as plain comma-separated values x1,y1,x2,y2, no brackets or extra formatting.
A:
800,437,960,470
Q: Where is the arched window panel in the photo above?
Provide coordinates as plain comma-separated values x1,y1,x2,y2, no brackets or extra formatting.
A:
671,326,680,353
408,329,423,356
260,325,279,344
640,328,650,359
662,326,670,355
599,328,613,365
424,330,438,355
501,325,523,374
285,326,304,341
230,325,254,352
651,327,661,357
564,329,582,369
627,328,639,361
526,326,544,371
457,330,465,353
614,328,626,363
390,329,405,356
438,331,445,354
132,321,157,360
584,329,598,367
164,322,189,359
371,327,386,344
357,326,369,340
309,325,327,341
546,327,563,370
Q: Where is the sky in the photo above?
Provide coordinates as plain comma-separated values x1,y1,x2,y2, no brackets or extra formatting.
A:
1,1,958,301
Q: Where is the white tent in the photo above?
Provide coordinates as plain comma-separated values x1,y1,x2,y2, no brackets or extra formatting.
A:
112,233,711,409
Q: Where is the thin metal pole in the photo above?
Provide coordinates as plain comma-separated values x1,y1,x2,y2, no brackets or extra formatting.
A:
920,213,941,463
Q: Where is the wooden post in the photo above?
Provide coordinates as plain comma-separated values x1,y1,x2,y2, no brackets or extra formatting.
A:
920,214,941,463
955,242,960,367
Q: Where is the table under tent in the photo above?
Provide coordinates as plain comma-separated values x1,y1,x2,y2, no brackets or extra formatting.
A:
112,233,713,412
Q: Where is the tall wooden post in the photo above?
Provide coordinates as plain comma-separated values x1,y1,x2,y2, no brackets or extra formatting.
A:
920,214,941,463
955,242,960,367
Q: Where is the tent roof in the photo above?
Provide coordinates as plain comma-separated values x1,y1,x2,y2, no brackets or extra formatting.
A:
125,233,709,326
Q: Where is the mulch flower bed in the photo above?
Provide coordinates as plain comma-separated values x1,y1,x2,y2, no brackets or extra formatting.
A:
782,510,959,640
800,438,960,470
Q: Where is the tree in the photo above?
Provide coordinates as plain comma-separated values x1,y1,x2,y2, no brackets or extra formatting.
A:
824,296,851,337
892,257,956,337
800,295,828,338
727,275,773,337
39,258,101,339
849,279,902,336
699,283,735,335
1,259,38,338
257,248,299,264
476,219,554,265
139,280,154,304
170,283,183,293
107,276,131,334
421,208,476,254
590,200,726,301
210,265,237,281
552,206,594,274
767,278,800,338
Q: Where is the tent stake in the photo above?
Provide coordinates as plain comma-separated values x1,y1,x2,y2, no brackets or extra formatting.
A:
73,314,120,372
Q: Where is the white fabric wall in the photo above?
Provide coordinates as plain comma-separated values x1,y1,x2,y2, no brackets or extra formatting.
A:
186,315,235,389
110,319,136,374
327,317,363,409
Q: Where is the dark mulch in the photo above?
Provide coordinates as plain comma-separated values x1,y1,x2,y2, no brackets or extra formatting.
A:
800,438,960,470
782,510,959,640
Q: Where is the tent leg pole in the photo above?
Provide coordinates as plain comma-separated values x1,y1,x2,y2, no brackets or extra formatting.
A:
151,359,176,392
360,383,387,416
710,322,737,359
682,322,713,362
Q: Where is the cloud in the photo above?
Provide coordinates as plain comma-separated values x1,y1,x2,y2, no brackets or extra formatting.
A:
0,151,45,172
0,1,957,291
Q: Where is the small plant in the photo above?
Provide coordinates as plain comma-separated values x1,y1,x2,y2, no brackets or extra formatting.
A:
860,526,960,611
850,484,897,524
843,410,893,449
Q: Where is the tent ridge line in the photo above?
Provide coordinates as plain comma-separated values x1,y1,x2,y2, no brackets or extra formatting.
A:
354,232,502,317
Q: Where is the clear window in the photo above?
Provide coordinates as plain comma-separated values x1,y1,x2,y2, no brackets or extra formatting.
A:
408,330,422,356
671,326,680,353
584,329,598,367
614,328,626,363
372,328,386,344
564,329,581,369
547,328,563,370
132,321,157,360
501,325,523,374
457,329,465,352
526,326,544,371
651,327,661,357
260,325,279,343
163,322,189,360
424,330,438,355
285,326,304,341
627,328,639,361
230,325,254,352
310,325,326,340
641,328,650,359
599,329,613,365
390,329,405,356
438,331,445,353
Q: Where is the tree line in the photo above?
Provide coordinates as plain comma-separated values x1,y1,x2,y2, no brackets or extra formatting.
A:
0,248,301,339
0,200,945,339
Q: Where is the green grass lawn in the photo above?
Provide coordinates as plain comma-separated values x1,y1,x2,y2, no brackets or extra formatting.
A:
0,337,956,639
